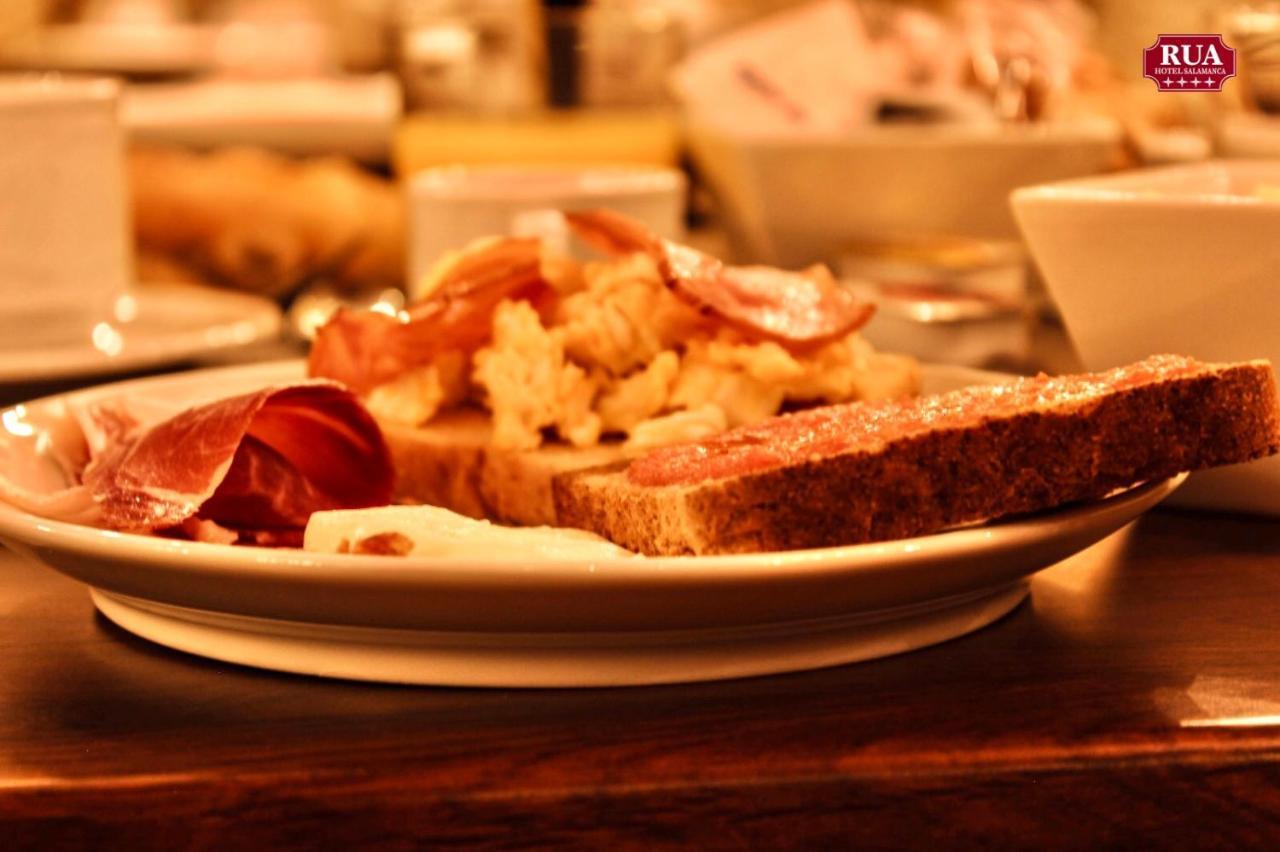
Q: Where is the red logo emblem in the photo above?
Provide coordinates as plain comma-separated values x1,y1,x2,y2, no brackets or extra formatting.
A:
1144,34,1236,92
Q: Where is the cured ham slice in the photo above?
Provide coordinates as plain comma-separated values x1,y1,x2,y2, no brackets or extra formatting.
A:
0,400,97,524
0,382,392,543
308,236,548,393
563,209,875,345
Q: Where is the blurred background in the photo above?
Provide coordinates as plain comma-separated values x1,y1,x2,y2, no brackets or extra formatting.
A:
2,0,1278,382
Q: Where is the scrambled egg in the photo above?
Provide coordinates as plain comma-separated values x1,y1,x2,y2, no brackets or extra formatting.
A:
364,351,468,426
624,403,727,455
370,252,920,451
554,254,708,375
472,300,601,449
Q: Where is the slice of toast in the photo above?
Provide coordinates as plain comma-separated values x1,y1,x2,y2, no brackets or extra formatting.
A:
553,357,1280,555
382,410,625,526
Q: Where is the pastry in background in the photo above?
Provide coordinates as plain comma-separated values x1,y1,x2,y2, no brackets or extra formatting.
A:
130,145,404,299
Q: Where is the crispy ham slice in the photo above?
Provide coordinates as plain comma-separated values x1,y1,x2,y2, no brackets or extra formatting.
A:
308,237,548,394
563,209,875,345
308,215,872,396
0,382,392,543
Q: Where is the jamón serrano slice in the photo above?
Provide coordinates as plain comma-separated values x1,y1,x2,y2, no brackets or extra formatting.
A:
0,382,392,544
564,209,874,346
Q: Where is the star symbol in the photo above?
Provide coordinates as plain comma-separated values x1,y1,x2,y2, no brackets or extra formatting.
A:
1164,77,1174,85
1178,79,1188,87
1191,78,1202,87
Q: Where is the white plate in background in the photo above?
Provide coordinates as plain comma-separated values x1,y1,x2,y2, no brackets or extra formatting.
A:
123,75,402,163
0,282,282,384
0,361,1183,686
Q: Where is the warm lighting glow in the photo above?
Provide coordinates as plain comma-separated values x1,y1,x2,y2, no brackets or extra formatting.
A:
405,25,475,65
113,293,139,323
1,406,33,437
1170,675,1280,728
1182,715,1280,729
91,321,124,357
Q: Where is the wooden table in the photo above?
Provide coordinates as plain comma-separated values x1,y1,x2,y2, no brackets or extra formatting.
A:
1,509,1279,848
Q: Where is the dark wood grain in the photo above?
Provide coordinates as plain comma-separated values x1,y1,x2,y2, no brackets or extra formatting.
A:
1,509,1279,849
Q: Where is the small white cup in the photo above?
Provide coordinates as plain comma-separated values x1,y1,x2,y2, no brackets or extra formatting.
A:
0,75,131,342
407,165,686,295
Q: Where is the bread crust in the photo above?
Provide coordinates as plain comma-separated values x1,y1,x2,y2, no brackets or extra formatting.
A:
553,360,1280,555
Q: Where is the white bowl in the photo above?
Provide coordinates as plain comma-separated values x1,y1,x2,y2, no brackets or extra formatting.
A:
688,120,1121,268
1012,160,1280,515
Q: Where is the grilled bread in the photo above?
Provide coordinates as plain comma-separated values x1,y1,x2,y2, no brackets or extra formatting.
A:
553,356,1280,555
382,411,626,526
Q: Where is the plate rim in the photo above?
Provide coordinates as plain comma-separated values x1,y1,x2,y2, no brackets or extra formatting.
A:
86,581,1034,687
0,473,1182,582
0,358,1185,590
0,281,282,384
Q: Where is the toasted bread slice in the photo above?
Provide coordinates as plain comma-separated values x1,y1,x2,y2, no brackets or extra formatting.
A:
553,357,1280,555
382,410,625,526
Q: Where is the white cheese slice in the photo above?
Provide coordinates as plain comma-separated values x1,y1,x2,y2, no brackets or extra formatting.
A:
304,505,633,560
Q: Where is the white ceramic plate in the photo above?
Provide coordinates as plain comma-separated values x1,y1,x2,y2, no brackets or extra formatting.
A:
0,361,1184,687
0,282,282,384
